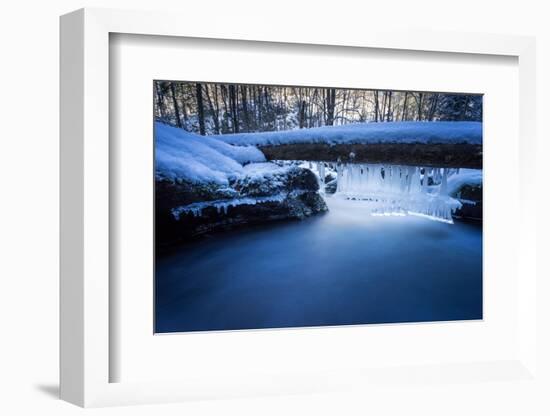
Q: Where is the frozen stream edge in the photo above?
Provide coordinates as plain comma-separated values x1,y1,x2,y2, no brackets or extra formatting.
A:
171,162,482,225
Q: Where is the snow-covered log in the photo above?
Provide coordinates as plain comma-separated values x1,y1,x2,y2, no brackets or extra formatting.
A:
218,121,482,146
259,143,482,168
216,121,483,168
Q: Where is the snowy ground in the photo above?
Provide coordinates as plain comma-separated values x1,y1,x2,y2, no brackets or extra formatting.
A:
215,121,482,147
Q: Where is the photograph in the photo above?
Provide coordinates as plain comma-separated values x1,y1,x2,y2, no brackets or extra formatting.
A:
154,81,483,333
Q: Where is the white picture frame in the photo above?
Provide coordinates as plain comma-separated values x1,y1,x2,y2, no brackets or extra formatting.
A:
60,7,538,408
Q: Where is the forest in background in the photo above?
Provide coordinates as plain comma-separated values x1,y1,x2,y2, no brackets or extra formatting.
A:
154,81,482,136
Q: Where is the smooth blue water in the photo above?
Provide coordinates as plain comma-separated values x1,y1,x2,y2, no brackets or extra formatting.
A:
155,197,482,333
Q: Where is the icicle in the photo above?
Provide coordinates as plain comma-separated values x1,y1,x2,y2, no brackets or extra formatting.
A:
422,167,431,193
317,162,326,193
336,162,344,193
333,162,461,224
437,169,443,183
440,168,448,194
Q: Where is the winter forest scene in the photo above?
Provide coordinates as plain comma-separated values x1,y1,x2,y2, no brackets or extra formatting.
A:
154,81,483,333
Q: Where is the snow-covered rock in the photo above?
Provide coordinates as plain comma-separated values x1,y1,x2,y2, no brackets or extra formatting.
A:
155,123,327,247
446,169,482,196
446,169,483,221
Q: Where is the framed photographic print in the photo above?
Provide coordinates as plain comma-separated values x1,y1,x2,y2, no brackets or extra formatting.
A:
60,8,539,408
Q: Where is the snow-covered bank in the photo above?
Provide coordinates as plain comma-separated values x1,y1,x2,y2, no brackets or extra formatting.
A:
155,123,328,246
216,121,482,147
155,122,267,185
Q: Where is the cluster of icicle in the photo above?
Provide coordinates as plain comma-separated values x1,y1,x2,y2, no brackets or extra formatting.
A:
171,193,290,220
317,162,462,224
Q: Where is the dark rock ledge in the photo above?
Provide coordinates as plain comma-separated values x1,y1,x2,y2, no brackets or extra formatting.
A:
156,166,327,249
450,183,483,222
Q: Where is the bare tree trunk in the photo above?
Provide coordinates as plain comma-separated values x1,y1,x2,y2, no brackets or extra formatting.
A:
417,92,424,121
204,85,220,134
401,92,409,121
241,85,250,132
256,86,262,127
169,82,182,128
220,85,230,133
374,91,380,122
428,93,439,121
325,88,336,126
195,83,206,135
386,91,393,122
179,84,188,123
155,82,166,120
213,85,221,132
229,84,239,133
299,100,306,128
380,91,387,122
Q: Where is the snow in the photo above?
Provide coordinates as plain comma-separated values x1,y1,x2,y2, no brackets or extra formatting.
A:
156,123,306,218
155,122,266,184
215,121,482,147
242,162,289,177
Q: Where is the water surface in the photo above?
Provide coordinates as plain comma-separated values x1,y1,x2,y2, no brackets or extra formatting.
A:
155,197,482,333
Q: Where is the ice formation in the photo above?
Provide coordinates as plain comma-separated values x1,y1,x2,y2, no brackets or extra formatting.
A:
315,162,464,224
171,191,308,220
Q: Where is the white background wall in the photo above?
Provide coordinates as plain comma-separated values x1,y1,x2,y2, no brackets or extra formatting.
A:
0,1,548,415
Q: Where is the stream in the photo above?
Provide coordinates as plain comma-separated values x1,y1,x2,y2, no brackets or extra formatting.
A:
155,196,482,333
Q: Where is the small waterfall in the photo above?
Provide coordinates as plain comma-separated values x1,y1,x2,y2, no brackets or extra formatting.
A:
315,162,462,224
